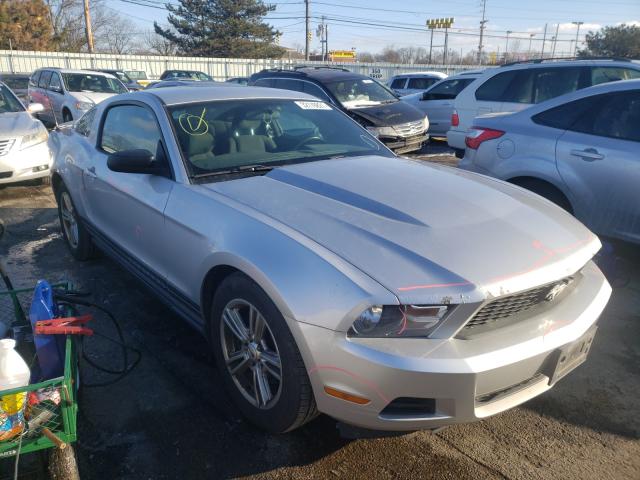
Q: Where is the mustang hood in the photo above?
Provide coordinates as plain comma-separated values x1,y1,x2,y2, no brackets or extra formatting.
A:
206,156,600,304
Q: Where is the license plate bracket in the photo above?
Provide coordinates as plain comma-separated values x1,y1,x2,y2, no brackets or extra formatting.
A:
548,325,597,386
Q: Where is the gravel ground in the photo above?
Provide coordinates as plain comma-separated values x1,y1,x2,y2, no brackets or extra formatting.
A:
1,149,638,479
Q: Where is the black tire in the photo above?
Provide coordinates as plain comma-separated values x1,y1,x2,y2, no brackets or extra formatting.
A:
454,148,465,159
210,272,317,433
62,110,73,123
514,179,573,213
56,183,95,260
48,445,80,480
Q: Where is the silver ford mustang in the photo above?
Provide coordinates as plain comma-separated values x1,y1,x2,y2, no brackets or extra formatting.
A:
49,87,611,433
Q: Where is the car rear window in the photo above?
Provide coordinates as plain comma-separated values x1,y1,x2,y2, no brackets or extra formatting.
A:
390,78,406,89
407,77,439,90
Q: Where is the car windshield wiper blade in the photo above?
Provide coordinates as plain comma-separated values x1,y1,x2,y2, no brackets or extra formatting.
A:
191,164,275,179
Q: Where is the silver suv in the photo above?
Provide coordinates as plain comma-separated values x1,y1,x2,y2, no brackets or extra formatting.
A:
448,58,640,156
459,79,640,245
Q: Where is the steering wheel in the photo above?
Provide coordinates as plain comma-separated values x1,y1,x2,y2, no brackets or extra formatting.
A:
294,135,323,149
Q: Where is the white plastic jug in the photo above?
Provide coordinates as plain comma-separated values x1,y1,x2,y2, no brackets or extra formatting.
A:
0,338,30,440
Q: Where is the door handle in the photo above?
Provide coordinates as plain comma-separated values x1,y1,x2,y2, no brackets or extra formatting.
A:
84,166,97,178
570,148,604,161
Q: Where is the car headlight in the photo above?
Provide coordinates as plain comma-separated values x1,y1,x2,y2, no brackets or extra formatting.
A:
75,101,94,111
366,126,397,137
20,125,48,150
348,305,453,338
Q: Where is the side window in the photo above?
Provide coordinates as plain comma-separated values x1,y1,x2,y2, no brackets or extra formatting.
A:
253,78,274,88
48,73,62,91
407,77,438,90
591,67,640,86
532,95,602,130
390,78,406,89
502,70,534,104
75,107,97,137
302,82,333,102
571,91,640,142
29,71,41,87
100,105,162,155
475,70,519,102
424,78,474,100
274,79,303,91
38,71,52,89
532,67,583,103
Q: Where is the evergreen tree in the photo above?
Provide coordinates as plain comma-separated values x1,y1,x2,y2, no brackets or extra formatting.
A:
0,0,54,51
154,0,284,58
579,24,640,59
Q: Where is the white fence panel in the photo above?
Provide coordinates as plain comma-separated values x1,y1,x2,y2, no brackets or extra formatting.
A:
0,50,480,82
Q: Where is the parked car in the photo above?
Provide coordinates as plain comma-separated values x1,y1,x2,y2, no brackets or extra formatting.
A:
387,71,448,96
94,69,142,91
0,82,50,185
28,68,128,125
49,86,610,433
459,79,640,245
0,73,30,104
160,70,214,81
125,70,152,87
250,67,429,154
145,80,238,89
226,77,249,85
402,70,483,136
447,58,640,156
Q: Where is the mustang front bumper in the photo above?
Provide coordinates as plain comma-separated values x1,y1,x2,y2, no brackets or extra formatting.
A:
295,261,610,431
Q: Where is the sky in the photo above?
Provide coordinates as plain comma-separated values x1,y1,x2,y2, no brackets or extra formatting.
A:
106,0,640,57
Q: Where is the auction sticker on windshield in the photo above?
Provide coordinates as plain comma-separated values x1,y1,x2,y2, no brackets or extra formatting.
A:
294,101,332,110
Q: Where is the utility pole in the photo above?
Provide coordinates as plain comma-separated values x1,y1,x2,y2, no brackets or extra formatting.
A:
305,0,310,60
572,21,584,56
540,23,547,58
83,0,94,53
551,23,559,57
443,23,450,65
478,0,487,64
504,31,512,63
428,27,434,64
528,33,535,58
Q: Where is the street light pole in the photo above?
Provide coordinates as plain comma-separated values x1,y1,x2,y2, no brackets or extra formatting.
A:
478,0,487,64
528,33,535,58
305,0,310,60
572,21,584,56
504,31,512,63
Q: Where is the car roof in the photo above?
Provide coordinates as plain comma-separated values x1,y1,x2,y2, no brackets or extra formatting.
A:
253,67,364,82
143,85,318,105
37,68,115,76
392,71,447,78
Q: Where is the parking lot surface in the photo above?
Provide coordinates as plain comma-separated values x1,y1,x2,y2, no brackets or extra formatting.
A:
1,150,639,479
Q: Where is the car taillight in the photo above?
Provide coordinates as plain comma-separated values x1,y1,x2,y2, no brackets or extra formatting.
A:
451,110,459,127
465,127,505,150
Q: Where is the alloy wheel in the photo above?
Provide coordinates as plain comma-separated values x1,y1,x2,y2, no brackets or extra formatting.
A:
60,191,79,249
220,298,282,409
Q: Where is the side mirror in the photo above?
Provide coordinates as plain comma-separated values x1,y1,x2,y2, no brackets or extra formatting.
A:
27,103,44,114
107,149,167,176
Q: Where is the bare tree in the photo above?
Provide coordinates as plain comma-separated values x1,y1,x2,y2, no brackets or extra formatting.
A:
141,31,178,56
96,15,137,53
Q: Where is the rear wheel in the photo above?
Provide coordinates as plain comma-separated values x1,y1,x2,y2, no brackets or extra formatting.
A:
56,184,95,260
210,272,317,432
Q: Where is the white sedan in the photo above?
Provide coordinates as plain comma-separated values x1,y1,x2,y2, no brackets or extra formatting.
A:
0,82,50,185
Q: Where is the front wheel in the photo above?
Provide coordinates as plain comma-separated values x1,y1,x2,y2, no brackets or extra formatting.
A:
56,184,95,260
210,272,317,432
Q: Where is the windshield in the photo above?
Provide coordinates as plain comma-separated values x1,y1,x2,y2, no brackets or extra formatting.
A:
62,73,128,94
168,99,391,179
114,71,133,83
126,71,148,80
1,76,28,91
0,84,25,113
325,78,398,109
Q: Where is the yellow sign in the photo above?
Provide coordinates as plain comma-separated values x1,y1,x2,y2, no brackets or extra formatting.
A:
330,50,356,58
426,17,455,29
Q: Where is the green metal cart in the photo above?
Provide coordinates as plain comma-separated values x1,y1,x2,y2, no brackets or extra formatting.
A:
0,285,80,479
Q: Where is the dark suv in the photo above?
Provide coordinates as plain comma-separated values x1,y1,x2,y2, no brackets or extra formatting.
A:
249,67,429,154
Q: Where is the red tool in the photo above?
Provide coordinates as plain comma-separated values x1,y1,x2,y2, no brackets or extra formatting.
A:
34,314,94,336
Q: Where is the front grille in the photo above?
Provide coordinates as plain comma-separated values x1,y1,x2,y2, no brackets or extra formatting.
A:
394,120,425,137
464,275,575,330
0,138,15,156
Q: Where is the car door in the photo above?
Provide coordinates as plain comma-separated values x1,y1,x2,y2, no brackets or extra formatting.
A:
47,72,65,124
84,101,175,278
35,70,54,124
555,90,640,242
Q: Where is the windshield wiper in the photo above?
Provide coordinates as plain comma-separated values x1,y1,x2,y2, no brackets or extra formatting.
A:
191,164,275,180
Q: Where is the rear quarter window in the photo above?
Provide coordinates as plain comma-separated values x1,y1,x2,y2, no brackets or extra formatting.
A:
29,71,41,87
38,71,52,89
390,78,407,89
591,66,640,86
475,70,519,102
